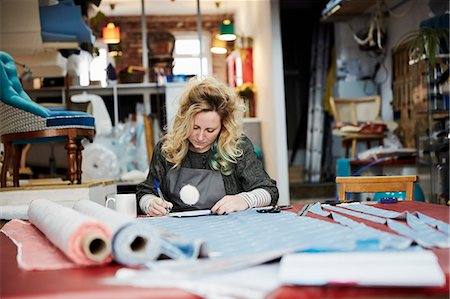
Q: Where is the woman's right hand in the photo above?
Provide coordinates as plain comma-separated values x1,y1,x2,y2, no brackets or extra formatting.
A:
147,197,173,217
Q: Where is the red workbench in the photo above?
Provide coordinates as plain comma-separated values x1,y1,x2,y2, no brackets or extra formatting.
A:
1,201,449,299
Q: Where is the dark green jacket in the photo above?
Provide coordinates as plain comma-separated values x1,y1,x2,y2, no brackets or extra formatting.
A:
136,135,279,213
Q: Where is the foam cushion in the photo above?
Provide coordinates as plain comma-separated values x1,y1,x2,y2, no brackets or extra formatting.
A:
47,110,95,128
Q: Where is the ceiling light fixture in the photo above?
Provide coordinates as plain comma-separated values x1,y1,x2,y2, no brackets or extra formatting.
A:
210,37,227,54
102,3,120,44
218,19,236,41
103,22,120,44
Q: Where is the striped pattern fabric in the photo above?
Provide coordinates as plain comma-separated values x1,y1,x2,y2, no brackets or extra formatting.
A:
0,101,94,135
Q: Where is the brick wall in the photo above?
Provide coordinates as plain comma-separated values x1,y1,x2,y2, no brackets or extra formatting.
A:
92,14,231,82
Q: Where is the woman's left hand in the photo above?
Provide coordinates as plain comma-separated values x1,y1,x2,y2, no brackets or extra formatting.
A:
211,195,249,215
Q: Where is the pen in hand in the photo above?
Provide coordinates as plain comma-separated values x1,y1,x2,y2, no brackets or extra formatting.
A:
153,179,171,213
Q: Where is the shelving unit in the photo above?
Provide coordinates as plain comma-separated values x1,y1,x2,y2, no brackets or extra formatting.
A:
26,83,166,127
422,56,449,204
25,82,262,147
392,46,449,203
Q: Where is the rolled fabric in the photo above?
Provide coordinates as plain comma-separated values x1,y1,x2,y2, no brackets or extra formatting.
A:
0,205,29,220
73,199,161,266
73,199,207,266
28,199,112,266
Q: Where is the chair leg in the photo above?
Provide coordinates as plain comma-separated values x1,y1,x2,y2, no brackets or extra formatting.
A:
1,142,12,187
20,144,31,169
76,140,84,184
343,140,350,158
65,136,77,184
13,144,23,187
351,139,357,158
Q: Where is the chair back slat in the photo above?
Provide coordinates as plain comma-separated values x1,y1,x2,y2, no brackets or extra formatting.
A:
330,96,382,125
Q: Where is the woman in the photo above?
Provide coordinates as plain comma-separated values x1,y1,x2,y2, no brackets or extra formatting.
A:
136,76,279,216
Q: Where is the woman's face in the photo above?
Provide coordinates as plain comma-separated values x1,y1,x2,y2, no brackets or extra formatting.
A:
188,111,222,153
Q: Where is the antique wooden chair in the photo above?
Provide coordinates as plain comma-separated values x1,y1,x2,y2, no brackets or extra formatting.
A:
330,95,386,158
0,51,95,187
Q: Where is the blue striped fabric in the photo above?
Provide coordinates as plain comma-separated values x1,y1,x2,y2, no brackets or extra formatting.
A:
47,110,95,128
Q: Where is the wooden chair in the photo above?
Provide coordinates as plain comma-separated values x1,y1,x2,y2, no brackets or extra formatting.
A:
329,95,385,158
0,51,95,187
336,175,418,202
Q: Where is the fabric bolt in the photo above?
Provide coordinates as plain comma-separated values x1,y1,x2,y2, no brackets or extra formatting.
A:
73,199,206,266
28,198,112,266
0,219,79,270
0,205,28,220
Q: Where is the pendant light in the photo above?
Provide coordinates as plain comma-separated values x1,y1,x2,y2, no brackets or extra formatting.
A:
103,22,120,44
218,19,236,41
102,3,120,44
210,36,227,54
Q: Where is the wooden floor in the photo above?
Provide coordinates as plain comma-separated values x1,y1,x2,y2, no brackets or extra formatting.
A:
288,166,336,203
289,181,336,203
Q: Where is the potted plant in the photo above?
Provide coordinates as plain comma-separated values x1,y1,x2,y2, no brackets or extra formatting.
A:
396,26,449,66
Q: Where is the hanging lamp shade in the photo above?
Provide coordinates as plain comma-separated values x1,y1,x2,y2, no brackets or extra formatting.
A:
210,37,227,54
103,22,120,44
218,19,236,41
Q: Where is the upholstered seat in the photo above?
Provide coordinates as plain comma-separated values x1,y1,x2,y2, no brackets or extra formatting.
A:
0,51,95,187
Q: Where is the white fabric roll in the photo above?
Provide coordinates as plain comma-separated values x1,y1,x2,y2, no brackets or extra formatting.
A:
0,205,28,220
27,199,112,265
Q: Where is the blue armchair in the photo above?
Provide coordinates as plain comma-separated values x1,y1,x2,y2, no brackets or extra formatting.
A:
0,51,95,187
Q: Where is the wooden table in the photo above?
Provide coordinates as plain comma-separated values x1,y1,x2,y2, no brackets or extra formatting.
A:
1,201,449,299
336,175,418,201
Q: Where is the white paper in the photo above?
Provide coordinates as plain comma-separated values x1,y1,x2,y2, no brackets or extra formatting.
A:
169,209,212,217
105,262,280,299
279,250,445,287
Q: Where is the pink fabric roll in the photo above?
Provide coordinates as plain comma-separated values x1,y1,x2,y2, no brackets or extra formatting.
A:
27,198,113,266
1,219,77,270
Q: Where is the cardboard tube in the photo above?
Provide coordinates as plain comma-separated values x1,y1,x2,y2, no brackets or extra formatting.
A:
82,233,111,262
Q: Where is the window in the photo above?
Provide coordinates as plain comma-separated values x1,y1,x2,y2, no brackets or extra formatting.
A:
172,32,211,77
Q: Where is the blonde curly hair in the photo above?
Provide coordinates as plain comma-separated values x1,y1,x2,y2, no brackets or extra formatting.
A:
161,76,245,175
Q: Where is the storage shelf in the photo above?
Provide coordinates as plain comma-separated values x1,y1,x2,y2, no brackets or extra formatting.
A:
25,83,169,127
